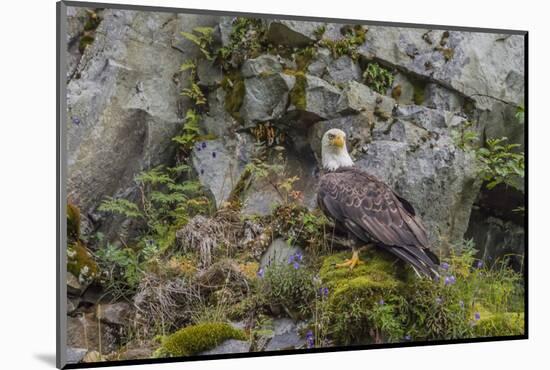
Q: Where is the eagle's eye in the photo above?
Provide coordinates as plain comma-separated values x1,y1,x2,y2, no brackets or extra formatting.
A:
328,133,335,139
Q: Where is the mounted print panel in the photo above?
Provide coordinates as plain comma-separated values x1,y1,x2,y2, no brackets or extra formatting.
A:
57,1,527,368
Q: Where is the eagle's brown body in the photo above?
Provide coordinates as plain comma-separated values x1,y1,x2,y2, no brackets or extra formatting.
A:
318,166,439,278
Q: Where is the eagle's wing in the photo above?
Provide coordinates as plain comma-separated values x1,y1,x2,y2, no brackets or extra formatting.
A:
318,167,438,278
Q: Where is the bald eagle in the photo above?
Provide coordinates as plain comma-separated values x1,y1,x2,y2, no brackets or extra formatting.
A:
318,128,439,279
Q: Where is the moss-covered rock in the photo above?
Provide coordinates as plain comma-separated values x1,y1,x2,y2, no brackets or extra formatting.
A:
161,323,246,357
319,250,409,344
67,203,81,242
67,240,99,285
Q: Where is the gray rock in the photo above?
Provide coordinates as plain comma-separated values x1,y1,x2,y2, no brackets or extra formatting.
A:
337,80,395,117
359,28,525,107
265,318,305,351
66,6,90,80
218,16,235,47
67,297,80,314
67,10,218,239
266,20,324,47
466,212,524,270
200,339,251,355
197,59,223,87
307,48,332,77
202,88,239,138
240,73,295,125
67,313,118,354
324,55,362,84
241,55,283,78
192,135,255,208
356,135,481,247
391,73,415,105
66,347,88,364
309,114,372,161
98,302,131,326
424,83,464,112
67,272,85,296
291,75,342,119
260,238,303,269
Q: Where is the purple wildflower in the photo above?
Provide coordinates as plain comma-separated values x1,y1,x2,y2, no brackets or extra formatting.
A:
200,168,204,175
257,268,264,278
72,117,81,125
201,142,207,149
306,330,314,348
212,151,217,158
440,262,449,271
288,255,294,264
378,299,385,306
474,312,481,321
197,146,202,151
476,260,483,269
320,287,329,297
444,275,456,286
293,261,300,270
294,252,303,262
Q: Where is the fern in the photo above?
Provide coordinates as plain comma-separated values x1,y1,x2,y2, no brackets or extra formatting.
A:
180,83,206,105
180,26,214,60
136,166,174,186
98,197,142,218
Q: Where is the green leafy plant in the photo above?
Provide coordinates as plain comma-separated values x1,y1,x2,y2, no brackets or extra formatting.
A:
319,25,366,59
180,27,215,60
95,243,145,298
476,137,524,190
217,17,267,70
363,62,395,95
98,165,210,253
260,259,316,318
515,105,525,124
180,83,207,106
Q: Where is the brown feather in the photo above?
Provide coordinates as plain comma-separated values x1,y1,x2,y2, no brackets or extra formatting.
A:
318,167,439,278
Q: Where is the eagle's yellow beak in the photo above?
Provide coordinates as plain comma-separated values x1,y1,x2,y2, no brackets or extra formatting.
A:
331,135,345,148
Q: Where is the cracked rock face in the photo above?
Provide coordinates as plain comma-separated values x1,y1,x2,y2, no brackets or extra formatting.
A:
66,10,220,229
66,10,524,254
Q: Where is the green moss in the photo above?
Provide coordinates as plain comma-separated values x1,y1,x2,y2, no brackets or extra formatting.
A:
67,203,80,242
67,241,99,283
78,34,95,54
319,251,407,344
295,47,316,72
83,14,101,31
289,72,307,110
222,73,245,123
474,312,524,337
412,81,426,105
161,323,246,357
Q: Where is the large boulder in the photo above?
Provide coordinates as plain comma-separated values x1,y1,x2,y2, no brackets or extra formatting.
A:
66,9,219,221
266,20,324,47
354,106,482,248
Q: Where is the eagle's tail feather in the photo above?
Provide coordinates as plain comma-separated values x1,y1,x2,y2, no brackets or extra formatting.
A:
386,245,440,280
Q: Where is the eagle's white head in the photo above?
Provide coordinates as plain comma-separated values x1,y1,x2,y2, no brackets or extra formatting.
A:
321,128,354,171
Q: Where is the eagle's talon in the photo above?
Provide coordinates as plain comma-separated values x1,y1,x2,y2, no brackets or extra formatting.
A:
336,250,363,270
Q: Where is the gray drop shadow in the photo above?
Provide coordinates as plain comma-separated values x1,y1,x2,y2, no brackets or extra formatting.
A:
34,353,57,367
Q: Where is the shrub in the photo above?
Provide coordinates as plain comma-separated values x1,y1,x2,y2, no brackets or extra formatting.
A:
363,62,395,95
260,255,316,318
161,323,246,357
476,137,524,190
